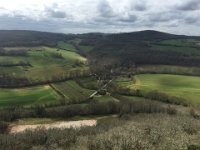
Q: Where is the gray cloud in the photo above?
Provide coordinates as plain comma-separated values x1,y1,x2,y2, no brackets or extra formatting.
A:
0,0,200,35
45,4,67,18
148,11,181,23
0,7,5,10
149,14,173,23
49,10,66,18
176,0,200,11
184,15,200,25
97,0,116,18
133,1,147,11
117,14,138,23
184,17,196,23
94,0,139,26
146,9,200,28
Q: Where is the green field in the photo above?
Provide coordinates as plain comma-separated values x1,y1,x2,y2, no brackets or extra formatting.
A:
0,46,88,83
57,41,77,51
0,45,90,107
136,65,200,76
151,44,200,56
57,40,93,52
159,39,200,47
77,77,99,90
151,39,200,56
79,45,93,52
93,95,119,103
0,85,60,107
115,74,200,106
52,80,94,103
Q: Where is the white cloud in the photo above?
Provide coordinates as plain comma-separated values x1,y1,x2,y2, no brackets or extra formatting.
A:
0,0,199,35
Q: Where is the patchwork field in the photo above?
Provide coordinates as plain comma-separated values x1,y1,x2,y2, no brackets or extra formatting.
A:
52,80,95,103
151,44,200,56
77,77,99,90
0,85,60,107
115,74,200,106
151,39,200,56
159,39,200,47
0,46,88,85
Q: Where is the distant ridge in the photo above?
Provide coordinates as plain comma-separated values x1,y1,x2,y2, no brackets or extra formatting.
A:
105,30,188,42
0,30,199,47
0,30,74,47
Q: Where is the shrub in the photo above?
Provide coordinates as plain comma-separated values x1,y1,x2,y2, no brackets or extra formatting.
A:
89,101,119,115
0,121,8,134
182,122,198,135
119,100,166,116
190,109,199,119
166,105,177,115
188,145,200,150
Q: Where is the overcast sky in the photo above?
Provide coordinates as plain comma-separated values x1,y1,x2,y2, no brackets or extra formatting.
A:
0,0,199,35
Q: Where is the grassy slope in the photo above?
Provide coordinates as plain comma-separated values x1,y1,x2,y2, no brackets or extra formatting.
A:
116,74,200,106
136,65,200,76
0,85,60,107
151,39,200,56
160,39,200,47
78,77,99,90
79,45,93,52
152,45,200,55
57,41,77,51
0,46,89,107
151,44,200,55
0,46,87,82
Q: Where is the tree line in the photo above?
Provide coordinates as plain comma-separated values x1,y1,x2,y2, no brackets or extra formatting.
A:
110,83,190,107
0,69,90,88
0,48,27,56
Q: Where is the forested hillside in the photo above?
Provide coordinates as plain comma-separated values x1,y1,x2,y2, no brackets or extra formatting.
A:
0,30,74,47
1,30,200,68
0,30,200,149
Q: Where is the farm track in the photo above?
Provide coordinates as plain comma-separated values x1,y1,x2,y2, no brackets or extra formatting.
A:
0,74,91,89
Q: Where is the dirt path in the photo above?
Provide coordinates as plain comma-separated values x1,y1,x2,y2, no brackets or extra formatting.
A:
10,120,97,134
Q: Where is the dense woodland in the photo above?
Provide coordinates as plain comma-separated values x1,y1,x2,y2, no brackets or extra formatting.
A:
86,31,200,67
0,98,199,150
0,30,74,47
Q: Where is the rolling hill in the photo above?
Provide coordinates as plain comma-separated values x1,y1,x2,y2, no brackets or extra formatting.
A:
0,30,74,47
0,29,200,106
0,30,200,149
6,30,190,69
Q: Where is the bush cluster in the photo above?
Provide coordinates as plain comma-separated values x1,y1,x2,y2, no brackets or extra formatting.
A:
0,114,199,150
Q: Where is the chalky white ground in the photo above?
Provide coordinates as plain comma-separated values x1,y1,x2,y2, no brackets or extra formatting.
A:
10,120,97,133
